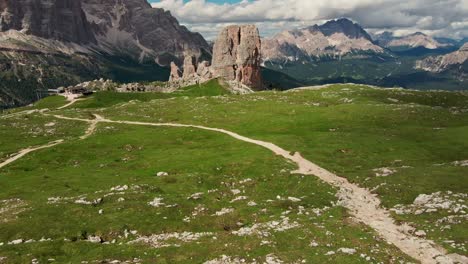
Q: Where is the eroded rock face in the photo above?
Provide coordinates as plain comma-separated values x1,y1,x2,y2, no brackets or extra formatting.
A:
182,52,198,79
211,25,263,90
196,61,212,79
81,0,210,65
0,0,95,44
169,62,182,81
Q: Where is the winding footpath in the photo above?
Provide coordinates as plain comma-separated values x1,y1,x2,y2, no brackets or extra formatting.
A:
0,140,64,169
2,111,466,264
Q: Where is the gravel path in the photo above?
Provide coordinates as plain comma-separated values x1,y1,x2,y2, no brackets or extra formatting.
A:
0,140,64,169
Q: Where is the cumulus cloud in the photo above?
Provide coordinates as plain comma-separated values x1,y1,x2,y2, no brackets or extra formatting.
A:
152,0,468,39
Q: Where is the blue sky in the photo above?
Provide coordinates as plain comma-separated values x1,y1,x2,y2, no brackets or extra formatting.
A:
150,0,468,40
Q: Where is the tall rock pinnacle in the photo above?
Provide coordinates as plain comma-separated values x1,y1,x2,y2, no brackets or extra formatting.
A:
211,25,263,90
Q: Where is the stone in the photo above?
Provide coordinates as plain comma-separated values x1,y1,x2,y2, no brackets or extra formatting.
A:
211,25,263,90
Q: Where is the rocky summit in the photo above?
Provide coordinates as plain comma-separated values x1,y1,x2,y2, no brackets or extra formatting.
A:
262,18,383,63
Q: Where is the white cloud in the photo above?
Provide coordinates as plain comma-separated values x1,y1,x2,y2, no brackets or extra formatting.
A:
152,0,468,39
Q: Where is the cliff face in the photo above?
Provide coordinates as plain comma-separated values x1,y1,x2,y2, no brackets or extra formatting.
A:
211,25,262,90
0,0,95,44
81,0,210,65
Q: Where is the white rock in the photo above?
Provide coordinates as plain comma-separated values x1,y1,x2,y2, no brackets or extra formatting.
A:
110,185,128,191
8,239,23,245
156,172,169,177
415,230,426,237
87,236,102,243
148,197,165,207
288,197,302,202
248,201,257,206
213,208,234,216
338,248,356,254
231,189,241,195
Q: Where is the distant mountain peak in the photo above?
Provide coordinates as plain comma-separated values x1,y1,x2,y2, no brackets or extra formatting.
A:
316,18,372,41
375,30,447,50
410,32,427,36
262,18,383,63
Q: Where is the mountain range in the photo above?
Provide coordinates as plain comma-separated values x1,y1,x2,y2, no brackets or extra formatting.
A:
374,31,448,50
0,2,467,109
0,0,210,108
262,18,384,63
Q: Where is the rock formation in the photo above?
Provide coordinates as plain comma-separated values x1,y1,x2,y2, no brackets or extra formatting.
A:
0,0,95,44
211,25,263,90
168,25,263,91
169,62,182,82
182,52,198,79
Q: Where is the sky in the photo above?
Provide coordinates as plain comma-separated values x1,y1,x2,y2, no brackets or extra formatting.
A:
150,0,468,40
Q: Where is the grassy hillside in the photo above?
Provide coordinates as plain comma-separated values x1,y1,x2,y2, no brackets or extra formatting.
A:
0,80,466,263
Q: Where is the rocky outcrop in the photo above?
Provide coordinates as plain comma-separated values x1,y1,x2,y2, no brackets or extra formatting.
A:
168,25,263,91
0,0,95,44
211,25,263,90
262,18,383,63
416,43,468,73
